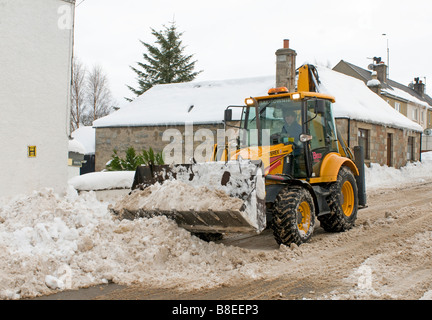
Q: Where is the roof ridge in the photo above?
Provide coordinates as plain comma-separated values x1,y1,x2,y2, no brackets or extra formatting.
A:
336,60,432,106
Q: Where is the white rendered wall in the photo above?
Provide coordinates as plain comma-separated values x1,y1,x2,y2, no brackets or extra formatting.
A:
0,0,74,197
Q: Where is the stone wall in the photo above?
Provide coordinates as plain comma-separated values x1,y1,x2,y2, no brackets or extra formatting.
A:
336,118,421,169
96,119,421,171
95,123,240,171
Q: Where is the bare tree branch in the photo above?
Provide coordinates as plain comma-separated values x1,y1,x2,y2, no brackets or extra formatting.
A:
85,65,116,125
70,57,87,131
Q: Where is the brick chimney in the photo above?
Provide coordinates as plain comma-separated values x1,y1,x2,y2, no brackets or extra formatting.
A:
413,77,425,96
367,71,381,95
372,57,387,83
275,39,297,92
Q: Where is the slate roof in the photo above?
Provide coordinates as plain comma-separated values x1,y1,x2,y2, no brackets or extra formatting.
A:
334,60,432,108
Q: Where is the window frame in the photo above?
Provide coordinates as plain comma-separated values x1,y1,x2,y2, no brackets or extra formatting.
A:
395,102,401,112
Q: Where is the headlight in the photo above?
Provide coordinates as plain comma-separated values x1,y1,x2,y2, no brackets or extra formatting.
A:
292,93,301,100
245,98,255,106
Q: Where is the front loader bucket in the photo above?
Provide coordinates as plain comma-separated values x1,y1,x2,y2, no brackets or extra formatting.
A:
111,161,266,234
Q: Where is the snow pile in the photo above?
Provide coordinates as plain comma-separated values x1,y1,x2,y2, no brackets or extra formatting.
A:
0,187,282,300
113,180,244,213
365,160,432,190
111,161,266,233
68,171,135,191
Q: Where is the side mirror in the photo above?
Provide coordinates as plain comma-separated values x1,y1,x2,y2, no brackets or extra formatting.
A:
224,109,233,122
314,100,326,114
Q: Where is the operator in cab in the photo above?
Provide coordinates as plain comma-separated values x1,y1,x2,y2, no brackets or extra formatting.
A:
281,110,302,144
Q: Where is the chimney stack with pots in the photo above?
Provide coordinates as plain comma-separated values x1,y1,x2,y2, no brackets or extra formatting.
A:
367,71,382,95
275,39,297,92
413,77,425,96
372,57,387,83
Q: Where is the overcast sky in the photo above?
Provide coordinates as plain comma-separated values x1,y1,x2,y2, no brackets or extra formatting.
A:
73,0,432,107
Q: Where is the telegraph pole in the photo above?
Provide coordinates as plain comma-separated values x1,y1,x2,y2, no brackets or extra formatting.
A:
382,34,389,78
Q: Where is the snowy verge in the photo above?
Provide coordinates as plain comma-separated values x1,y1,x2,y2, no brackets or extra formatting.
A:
365,156,432,190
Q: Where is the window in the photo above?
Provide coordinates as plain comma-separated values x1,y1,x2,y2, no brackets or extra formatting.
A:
358,128,370,160
307,100,339,154
241,98,302,147
412,108,418,121
395,102,401,112
407,136,415,161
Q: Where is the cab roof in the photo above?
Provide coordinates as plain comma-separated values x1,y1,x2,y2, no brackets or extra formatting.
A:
253,91,336,103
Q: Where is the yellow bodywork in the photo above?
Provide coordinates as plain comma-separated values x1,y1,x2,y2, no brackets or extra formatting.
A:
231,144,293,176
309,152,358,184
212,143,358,186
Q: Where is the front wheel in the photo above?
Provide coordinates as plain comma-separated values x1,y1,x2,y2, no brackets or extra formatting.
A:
271,186,316,246
319,166,358,232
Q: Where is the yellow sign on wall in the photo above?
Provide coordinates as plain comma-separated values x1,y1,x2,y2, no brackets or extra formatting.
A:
28,146,37,158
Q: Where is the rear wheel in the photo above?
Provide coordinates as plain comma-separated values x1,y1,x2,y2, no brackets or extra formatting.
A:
271,186,315,246
319,166,358,232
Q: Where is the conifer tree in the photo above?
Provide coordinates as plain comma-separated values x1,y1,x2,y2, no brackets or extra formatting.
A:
127,22,202,100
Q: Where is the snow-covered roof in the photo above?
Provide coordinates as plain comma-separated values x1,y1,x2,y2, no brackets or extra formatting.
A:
71,126,95,155
92,67,422,132
316,66,423,132
93,77,275,128
381,86,430,108
68,139,86,155
334,60,432,109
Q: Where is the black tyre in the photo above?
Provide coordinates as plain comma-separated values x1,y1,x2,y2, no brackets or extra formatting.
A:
271,186,316,246
319,166,358,232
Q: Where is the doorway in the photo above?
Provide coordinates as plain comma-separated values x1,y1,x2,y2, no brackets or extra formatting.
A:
387,133,393,167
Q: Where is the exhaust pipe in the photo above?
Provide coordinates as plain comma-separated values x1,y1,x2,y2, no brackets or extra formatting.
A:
354,146,367,208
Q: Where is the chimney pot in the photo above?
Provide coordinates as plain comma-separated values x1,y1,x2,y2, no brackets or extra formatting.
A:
283,39,289,49
413,77,425,96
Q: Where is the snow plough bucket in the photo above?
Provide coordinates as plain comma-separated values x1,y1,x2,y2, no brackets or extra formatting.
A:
111,161,267,234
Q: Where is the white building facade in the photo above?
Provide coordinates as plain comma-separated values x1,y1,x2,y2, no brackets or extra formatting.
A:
0,0,75,197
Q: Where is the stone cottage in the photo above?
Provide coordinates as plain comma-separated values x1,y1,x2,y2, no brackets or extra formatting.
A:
93,41,423,171
333,59,432,152
92,77,274,171
316,66,422,168
275,41,423,168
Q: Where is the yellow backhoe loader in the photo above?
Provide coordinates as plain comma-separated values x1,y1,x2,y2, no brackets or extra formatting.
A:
111,64,367,246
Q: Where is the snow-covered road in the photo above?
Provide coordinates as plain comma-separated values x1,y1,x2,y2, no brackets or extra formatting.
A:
1,158,432,300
